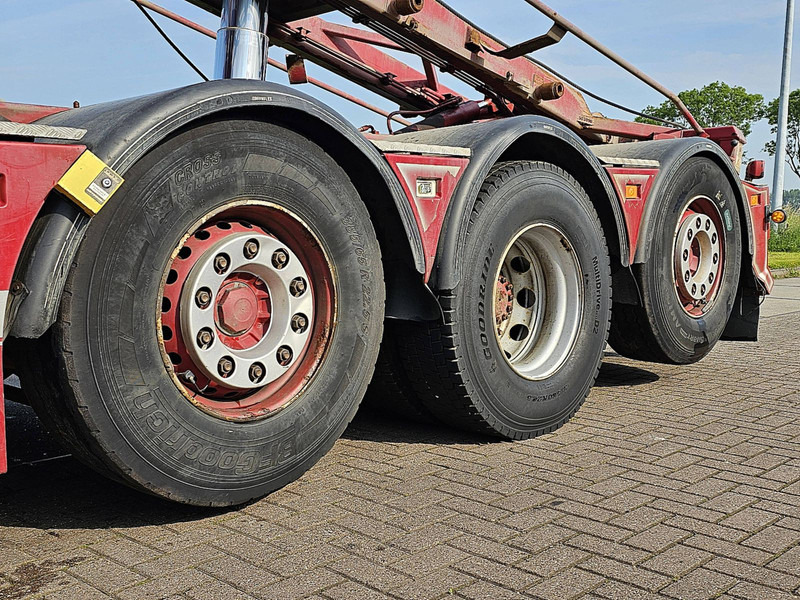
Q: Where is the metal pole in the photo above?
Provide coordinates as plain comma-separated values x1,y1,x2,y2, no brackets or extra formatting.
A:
773,0,796,211
214,0,270,80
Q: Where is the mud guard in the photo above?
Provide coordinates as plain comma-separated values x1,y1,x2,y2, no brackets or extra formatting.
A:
11,80,425,338
387,116,630,292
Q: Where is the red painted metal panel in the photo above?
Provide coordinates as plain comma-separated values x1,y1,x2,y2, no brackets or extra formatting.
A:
743,182,774,293
0,102,70,124
289,18,459,104
0,141,86,475
384,153,469,281
606,168,659,263
0,142,86,290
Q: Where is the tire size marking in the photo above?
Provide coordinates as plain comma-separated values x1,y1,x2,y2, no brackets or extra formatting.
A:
343,215,373,335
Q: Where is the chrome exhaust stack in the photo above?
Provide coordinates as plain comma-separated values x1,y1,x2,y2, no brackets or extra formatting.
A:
214,0,269,80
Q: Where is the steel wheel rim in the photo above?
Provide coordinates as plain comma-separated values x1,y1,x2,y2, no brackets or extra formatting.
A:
493,223,584,381
158,201,336,422
673,195,724,317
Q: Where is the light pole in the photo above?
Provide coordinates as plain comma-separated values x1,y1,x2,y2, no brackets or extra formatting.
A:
772,0,796,212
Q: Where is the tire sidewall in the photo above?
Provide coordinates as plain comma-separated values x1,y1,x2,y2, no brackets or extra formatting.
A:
61,119,383,505
456,164,611,435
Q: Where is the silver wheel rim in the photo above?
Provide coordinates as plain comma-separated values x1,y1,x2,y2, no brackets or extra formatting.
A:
493,223,584,381
672,195,724,316
180,232,314,390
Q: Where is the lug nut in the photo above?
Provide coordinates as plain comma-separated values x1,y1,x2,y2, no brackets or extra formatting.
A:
214,253,230,274
713,253,719,265
683,249,689,261
701,284,706,295
709,273,714,283
691,284,697,295
687,229,693,241
290,277,307,297
272,249,289,269
249,363,266,383
244,240,259,259
195,288,212,309
277,346,293,367
218,357,235,378
291,314,309,333
696,217,702,229
197,328,214,349
705,219,711,231
684,271,690,283
712,233,718,244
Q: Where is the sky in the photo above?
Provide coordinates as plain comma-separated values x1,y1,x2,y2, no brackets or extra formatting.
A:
1,0,798,189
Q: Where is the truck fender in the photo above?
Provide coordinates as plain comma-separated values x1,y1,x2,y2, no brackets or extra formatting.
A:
592,138,755,264
11,80,426,338
388,116,630,291
593,138,760,340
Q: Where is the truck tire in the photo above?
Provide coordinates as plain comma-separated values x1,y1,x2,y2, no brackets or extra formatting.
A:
20,118,384,506
363,322,437,424
396,161,612,439
609,157,741,364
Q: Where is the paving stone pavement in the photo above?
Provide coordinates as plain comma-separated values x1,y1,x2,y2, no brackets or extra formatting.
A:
0,280,798,600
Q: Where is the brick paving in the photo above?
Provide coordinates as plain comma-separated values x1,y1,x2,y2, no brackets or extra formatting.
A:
0,279,798,600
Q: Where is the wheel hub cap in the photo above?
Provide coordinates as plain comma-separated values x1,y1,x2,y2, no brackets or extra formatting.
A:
215,275,270,338
180,231,314,391
159,209,336,420
673,196,724,316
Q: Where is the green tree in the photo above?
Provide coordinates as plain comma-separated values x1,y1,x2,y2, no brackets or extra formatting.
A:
764,90,800,180
636,81,764,137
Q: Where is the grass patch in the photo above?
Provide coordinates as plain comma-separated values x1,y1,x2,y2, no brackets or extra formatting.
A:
769,251,800,270
769,207,800,253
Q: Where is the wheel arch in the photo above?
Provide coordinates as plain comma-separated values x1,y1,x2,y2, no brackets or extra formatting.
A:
388,116,630,292
593,138,755,268
11,80,424,338
593,137,760,341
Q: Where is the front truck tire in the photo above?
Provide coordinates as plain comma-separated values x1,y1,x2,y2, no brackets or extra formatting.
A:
609,157,742,364
391,161,612,439
20,119,385,506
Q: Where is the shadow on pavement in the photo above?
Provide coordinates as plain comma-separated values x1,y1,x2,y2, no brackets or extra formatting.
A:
345,408,494,445
594,358,660,387
0,354,659,529
0,400,220,531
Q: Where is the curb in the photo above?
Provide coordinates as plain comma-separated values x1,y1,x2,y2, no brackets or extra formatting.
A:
772,267,800,279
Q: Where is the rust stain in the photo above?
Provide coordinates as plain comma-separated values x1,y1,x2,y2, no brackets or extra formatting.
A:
0,557,86,600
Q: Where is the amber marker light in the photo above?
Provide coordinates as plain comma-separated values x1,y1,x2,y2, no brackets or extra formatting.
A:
625,184,641,200
770,209,787,224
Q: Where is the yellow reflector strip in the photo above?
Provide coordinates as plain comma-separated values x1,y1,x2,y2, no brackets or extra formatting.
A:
750,195,760,206
55,150,123,215
625,184,640,199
